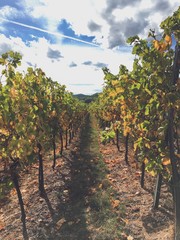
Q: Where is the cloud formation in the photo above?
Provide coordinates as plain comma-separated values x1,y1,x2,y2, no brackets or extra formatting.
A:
47,47,63,60
0,5,23,19
94,62,108,68
88,21,102,32
0,42,12,55
0,0,179,94
82,60,107,69
153,0,171,14
69,62,77,68
105,0,142,12
1,0,179,49
82,61,93,66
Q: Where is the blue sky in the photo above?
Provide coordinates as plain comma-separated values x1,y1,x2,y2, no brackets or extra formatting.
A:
0,0,179,95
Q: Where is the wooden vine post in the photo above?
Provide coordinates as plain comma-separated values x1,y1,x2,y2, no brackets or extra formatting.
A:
10,161,28,240
37,143,45,196
153,173,163,209
168,43,180,240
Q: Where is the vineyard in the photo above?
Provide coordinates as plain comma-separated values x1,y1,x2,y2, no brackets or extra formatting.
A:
0,6,180,240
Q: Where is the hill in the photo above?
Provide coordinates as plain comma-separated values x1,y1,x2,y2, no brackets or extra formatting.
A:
74,93,99,103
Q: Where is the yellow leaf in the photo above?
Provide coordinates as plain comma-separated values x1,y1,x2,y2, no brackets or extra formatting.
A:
149,170,156,177
116,87,124,94
10,88,18,97
109,90,117,98
111,80,119,86
121,104,126,111
123,126,130,137
34,96,38,103
39,103,43,109
162,157,171,166
165,35,172,45
145,143,151,149
134,142,138,151
144,157,148,164
51,110,56,117
159,42,168,52
127,236,134,240
153,40,160,50
0,128,9,136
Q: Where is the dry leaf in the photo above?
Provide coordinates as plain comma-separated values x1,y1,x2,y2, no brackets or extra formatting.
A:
112,199,120,208
127,235,134,240
21,189,27,193
10,188,16,196
0,220,5,232
56,218,66,229
122,176,127,181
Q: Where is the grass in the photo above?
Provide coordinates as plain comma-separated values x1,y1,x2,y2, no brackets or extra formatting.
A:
78,113,125,239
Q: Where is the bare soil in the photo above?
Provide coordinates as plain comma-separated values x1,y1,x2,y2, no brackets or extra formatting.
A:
0,116,175,240
99,141,174,240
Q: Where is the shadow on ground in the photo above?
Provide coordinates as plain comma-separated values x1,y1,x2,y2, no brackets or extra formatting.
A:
34,114,103,240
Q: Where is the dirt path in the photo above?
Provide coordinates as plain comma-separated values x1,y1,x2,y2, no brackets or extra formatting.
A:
0,114,175,240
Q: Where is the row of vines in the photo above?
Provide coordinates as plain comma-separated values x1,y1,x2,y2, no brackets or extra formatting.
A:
0,51,87,239
91,7,180,239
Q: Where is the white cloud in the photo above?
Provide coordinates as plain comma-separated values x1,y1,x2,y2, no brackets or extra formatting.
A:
18,0,108,46
17,0,179,49
0,5,24,32
0,0,179,94
0,5,22,19
0,33,133,94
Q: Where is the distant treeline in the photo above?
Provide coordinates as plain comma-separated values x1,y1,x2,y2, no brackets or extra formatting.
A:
74,93,99,103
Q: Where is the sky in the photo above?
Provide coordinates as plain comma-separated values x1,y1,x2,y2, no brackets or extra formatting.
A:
0,1,179,95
